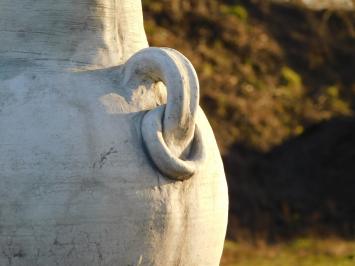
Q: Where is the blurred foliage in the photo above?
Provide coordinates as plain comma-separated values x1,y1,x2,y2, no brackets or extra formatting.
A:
221,4,249,22
142,0,355,250
142,0,354,153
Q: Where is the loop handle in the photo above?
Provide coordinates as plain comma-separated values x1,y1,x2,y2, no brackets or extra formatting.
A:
123,47,203,179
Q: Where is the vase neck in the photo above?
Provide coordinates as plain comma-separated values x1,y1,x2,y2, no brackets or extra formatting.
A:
0,0,148,68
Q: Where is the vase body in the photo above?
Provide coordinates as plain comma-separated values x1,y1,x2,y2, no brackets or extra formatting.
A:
0,1,228,265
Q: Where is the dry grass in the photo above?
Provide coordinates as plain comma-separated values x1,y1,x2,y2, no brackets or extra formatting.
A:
221,238,355,266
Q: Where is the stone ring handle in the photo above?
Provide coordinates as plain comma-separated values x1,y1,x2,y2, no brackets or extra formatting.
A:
123,47,204,180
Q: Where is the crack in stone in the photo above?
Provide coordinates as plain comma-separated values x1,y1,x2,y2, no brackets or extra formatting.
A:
93,147,118,169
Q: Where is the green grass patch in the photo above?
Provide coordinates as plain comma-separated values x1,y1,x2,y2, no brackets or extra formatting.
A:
221,239,355,266
221,5,248,22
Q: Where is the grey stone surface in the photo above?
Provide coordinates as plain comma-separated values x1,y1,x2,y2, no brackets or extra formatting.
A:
0,1,228,265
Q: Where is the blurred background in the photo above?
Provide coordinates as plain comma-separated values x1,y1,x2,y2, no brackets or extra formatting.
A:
142,0,355,265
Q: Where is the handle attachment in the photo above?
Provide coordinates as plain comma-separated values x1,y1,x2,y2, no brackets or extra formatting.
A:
123,47,204,180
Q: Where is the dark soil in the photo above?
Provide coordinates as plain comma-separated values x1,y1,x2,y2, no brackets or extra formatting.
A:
226,117,355,242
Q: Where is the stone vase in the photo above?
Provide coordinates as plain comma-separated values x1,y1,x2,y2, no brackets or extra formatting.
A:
0,0,228,265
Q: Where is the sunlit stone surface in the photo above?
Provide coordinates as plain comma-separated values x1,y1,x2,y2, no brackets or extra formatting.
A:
0,0,228,265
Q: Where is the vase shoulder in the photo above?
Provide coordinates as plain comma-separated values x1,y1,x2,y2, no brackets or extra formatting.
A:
0,67,228,265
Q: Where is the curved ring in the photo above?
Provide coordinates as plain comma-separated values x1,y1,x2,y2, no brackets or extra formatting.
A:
123,47,202,179
141,106,205,180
